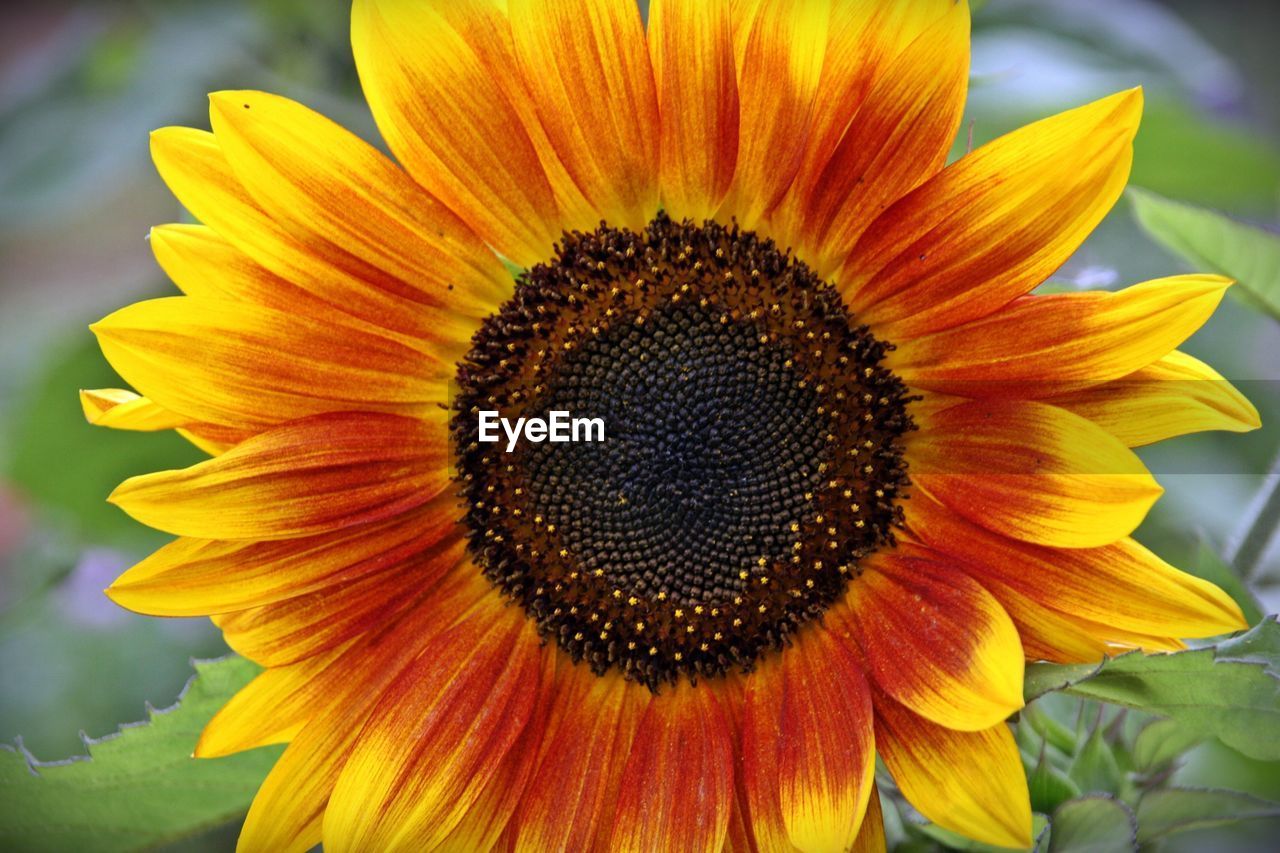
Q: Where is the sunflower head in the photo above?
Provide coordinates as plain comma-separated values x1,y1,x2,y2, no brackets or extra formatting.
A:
86,1,1259,850
452,213,914,687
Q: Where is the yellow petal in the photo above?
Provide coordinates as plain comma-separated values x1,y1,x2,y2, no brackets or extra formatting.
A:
81,387,249,456
1052,349,1261,446
906,490,1247,640
908,399,1163,548
107,498,459,616
196,647,342,757
875,697,1032,850
351,0,563,268
850,785,886,853
208,90,511,313
150,127,482,348
92,296,443,429
889,275,1233,397
844,88,1142,338
80,388,188,431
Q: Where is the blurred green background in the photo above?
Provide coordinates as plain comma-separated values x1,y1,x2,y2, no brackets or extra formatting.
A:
0,0,1277,850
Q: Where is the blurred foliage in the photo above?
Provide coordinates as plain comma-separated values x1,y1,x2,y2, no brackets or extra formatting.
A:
0,0,1277,850
1130,187,1280,321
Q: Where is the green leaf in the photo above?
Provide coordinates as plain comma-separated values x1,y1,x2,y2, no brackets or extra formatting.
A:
1025,619,1280,761
1129,187,1280,321
1069,723,1123,795
1022,702,1079,757
0,656,280,852
1136,788,1280,843
1030,751,1082,814
1131,718,1204,774
1049,795,1137,853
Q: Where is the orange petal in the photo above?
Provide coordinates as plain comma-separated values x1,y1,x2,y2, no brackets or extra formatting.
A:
439,648,557,852
608,682,735,853
322,599,542,851
213,535,467,667
231,576,493,852
905,490,1246,640
507,0,659,230
108,498,459,617
782,1,969,275
649,0,739,221
108,411,449,540
907,399,1163,548
742,627,875,852
771,0,955,249
208,90,511,316
149,127,480,347
844,88,1142,337
874,692,1032,849
889,275,1232,398
514,663,646,852
351,0,562,268
970,574,1112,664
830,547,1023,731
717,0,829,229
92,296,445,430
1051,349,1261,446
199,567,490,760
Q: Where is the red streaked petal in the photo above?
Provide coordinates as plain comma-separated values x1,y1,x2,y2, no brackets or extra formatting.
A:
843,89,1142,337
830,547,1023,731
906,490,1246,641
608,682,735,853
718,0,829,229
514,663,647,852
507,0,660,230
784,2,969,276
108,411,449,541
232,572,494,852
213,535,467,667
907,399,1163,548
888,275,1232,398
742,627,875,852
322,599,542,852
772,0,955,251
650,0,739,221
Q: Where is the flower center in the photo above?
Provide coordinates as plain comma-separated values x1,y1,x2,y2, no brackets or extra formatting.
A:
452,215,913,688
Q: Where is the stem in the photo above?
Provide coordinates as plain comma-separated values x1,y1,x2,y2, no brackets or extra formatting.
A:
1232,453,1280,582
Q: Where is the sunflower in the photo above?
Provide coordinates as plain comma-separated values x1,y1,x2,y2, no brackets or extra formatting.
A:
82,0,1259,850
